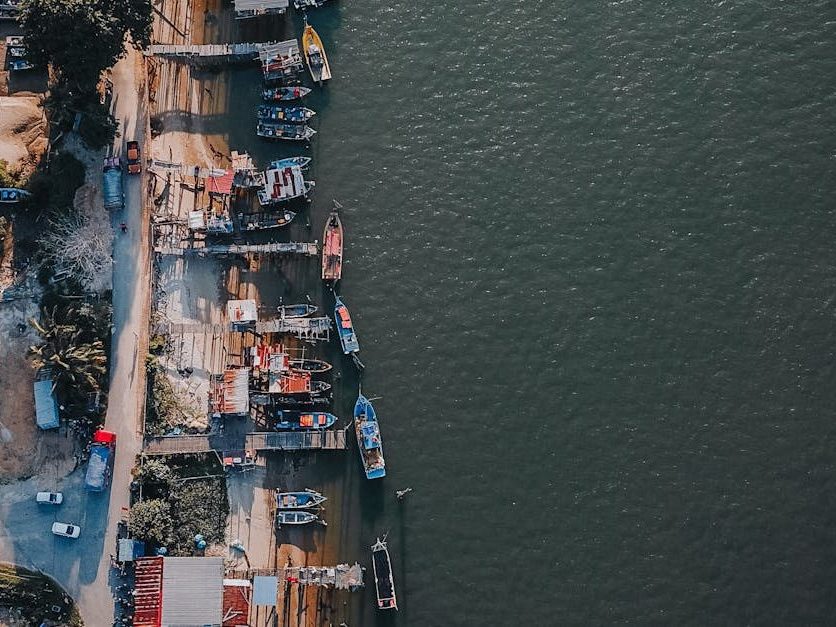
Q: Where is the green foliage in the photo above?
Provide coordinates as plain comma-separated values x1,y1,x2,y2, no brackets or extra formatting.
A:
129,498,174,547
19,0,152,90
0,217,8,243
170,478,229,553
136,458,174,487
0,159,26,188
27,152,86,212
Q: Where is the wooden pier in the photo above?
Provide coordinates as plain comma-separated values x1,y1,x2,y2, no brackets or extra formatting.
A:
226,564,364,590
143,430,347,455
154,242,318,257
146,41,289,64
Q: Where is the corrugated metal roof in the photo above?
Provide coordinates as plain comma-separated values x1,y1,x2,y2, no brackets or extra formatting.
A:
252,576,278,606
33,379,59,429
161,557,224,626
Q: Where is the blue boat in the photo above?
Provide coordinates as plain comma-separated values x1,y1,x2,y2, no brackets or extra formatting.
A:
270,156,312,171
257,105,316,123
354,392,386,480
334,296,360,355
274,411,337,431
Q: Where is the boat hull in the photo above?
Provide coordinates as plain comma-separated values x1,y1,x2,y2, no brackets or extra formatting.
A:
278,303,318,318
288,358,332,373
275,511,318,525
302,23,332,84
257,105,316,123
372,538,398,610
334,297,360,354
262,86,311,101
321,210,343,281
276,490,327,510
274,411,337,431
354,393,385,480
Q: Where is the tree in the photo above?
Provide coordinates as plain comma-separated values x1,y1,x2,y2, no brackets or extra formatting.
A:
129,499,174,547
135,459,174,487
19,0,152,90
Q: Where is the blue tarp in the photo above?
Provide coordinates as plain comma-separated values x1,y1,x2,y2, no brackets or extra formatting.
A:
33,379,59,429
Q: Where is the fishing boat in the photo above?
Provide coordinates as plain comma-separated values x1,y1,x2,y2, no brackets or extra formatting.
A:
255,370,332,396
262,86,312,101
274,410,337,430
321,210,343,281
354,392,385,480
371,537,398,610
237,210,296,230
276,489,327,510
256,165,315,206
0,188,30,203
302,20,332,84
294,0,330,8
288,357,332,373
275,510,320,526
334,296,359,355
269,156,312,171
257,123,317,142
257,105,316,123
278,303,318,318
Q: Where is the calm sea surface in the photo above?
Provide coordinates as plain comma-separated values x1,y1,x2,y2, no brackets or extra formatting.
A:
223,1,836,623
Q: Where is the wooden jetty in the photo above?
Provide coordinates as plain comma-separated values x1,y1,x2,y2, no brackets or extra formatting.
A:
154,242,318,257
142,430,347,455
156,316,330,340
226,564,364,590
146,42,285,64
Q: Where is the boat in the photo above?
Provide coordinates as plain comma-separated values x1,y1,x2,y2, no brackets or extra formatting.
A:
288,357,332,373
255,370,332,396
274,410,337,430
302,20,332,84
8,59,34,71
354,391,385,480
275,489,327,510
256,165,315,206
0,188,30,203
275,510,320,526
262,86,312,101
257,123,317,142
321,210,343,281
237,210,296,230
371,536,398,610
269,156,312,171
278,303,318,318
257,105,316,123
294,0,330,8
334,296,359,355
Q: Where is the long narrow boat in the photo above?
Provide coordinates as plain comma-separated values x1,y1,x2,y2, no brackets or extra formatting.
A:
270,156,312,171
257,123,317,142
262,86,311,101
372,537,398,610
334,296,359,355
321,210,343,281
354,392,385,480
276,489,327,510
274,410,337,431
288,357,332,373
276,510,320,526
257,373,332,396
257,105,316,123
238,210,296,230
278,303,318,318
294,0,330,8
302,20,332,84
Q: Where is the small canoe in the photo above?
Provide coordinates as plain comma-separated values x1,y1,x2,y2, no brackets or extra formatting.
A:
262,86,311,101
278,303,318,318
372,537,398,610
238,210,296,230
276,510,320,526
334,296,359,355
276,489,327,510
355,392,385,480
274,411,337,430
270,156,312,171
288,358,332,373
257,123,316,142
302,21,332,84
257,105,316,123
321,210,343,282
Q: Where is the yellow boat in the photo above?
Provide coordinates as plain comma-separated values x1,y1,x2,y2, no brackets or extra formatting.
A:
302,21,332,84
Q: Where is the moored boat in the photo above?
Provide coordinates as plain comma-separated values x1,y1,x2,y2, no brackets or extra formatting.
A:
275,510,320,526
270,156,312,171
257,105,316,123
274,410,337,431
256,165,315,206
354,391,385,480
371,537,398,610
276,489,327,510
278,303,318,318
257,122,317,142
262,86,311,101
321,210,343,281
302,20,332,84
0,188,30,203
294,0,330,8
238,210,296,230
288,357,332,373
334,296,359,355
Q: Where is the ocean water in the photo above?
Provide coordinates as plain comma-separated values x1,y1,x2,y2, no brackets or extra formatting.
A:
226,1,836,623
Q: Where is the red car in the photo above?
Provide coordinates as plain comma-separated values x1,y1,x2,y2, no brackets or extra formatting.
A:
126,140,141,175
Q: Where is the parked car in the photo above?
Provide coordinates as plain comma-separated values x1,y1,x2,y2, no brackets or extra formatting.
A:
51,522,80,538
126,140,141,175
36,492,63,505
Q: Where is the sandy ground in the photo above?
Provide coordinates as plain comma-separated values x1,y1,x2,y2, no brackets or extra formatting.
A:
0,96,47,178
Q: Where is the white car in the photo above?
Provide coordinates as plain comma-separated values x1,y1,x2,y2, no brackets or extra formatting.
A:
51,522,80,538
36,492,63,505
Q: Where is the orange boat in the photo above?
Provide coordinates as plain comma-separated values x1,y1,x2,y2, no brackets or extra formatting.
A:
321,209,343,282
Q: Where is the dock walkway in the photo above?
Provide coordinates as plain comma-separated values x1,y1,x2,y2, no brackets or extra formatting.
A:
143,430,347,454
154,242,318,257
146,41,293,64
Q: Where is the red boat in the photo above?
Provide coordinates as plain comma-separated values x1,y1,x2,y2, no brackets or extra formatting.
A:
321,209,343,282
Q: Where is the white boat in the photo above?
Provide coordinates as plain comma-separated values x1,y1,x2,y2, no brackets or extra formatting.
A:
276,510,321,525
275,489,327,510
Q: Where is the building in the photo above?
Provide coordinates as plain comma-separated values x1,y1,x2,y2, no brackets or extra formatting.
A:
33,377,59,429
134,557,224,627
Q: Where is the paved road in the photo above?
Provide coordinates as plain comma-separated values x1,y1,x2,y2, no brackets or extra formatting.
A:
0,48,150,625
